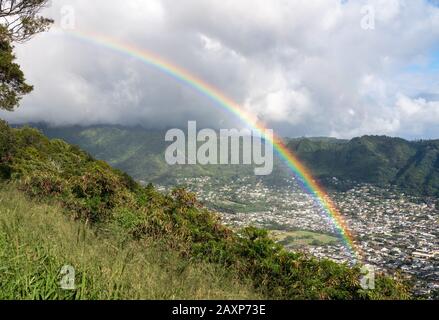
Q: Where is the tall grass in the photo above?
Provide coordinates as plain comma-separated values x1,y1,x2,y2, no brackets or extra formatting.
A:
0,185,260,300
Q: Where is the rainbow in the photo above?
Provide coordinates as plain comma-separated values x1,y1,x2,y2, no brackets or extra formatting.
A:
55,29,362,262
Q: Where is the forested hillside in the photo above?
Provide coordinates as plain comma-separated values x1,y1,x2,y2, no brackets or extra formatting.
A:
288,136,439,196
37,124,257,184
34,124,439,197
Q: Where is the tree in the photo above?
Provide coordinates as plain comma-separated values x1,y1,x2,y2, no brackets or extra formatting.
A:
1,0,52,43
0,0,52,111
0,28,32,110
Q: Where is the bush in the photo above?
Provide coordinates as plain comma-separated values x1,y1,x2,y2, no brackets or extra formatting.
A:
0,120,16,179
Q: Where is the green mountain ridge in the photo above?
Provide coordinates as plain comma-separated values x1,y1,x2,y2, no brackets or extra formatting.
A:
31,124,439,197
288,135,439,197
33,124,287,185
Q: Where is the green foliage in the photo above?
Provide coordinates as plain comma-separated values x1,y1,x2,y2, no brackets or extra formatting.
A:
0,1,53,43
37,124,269,184
0,119,15,178
0,122,413,300
0,32,33,111
0,186,259,299
191,227,411,300
38,125,439,196
288,136,439,197
0,1,52,111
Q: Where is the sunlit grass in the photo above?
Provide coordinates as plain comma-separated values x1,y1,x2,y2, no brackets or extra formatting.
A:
0,185,260,300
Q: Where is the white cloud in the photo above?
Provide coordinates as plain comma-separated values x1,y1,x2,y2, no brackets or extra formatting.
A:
1,0,439,138
396,94,439,136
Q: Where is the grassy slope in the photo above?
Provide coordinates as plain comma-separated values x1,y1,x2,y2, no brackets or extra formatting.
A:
0,185,259,299
271,230,338,248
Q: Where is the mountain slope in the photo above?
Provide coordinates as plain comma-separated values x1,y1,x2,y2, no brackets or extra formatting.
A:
37,124,258,185
287,136,439,196
0,121,411,299
34,124,439,196
393,141,439,196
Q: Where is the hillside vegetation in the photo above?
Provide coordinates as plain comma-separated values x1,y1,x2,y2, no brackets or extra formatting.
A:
36,124,439,196
0,185,259,299
288,136,439,197
35,124,292,186
36,124,257,185
0,121,412,299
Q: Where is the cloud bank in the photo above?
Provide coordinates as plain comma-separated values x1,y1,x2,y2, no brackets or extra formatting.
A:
1,0,439,139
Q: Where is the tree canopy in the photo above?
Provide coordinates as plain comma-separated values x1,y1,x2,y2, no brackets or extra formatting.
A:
0,0,52,111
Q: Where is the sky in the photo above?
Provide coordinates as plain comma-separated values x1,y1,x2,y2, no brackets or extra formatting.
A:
1,0,439,139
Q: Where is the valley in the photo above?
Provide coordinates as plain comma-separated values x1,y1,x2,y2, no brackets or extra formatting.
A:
158,176,439,297
32,124,439,298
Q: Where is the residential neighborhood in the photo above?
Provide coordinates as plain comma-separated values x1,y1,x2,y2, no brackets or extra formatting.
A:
160,176,439,298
